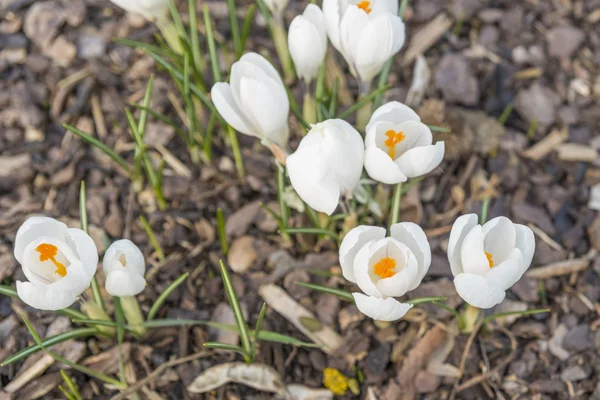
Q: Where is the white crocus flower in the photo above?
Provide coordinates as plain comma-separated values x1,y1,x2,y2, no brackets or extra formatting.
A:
264,0,289,18
339,223,431,321
448,214,535,309
322,0,405,83
14,217,98,311
109,0,168,21
286,119,364,215
211,53,290,148
288,4,328,84
364,102,445,184
103,239,146,297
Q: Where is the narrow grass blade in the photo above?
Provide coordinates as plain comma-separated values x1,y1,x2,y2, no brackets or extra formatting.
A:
227,125,246,179
139,215,165,261
388,182,402,229
216,208,229,255
204,113,216,161
407,296,447,305
113,297,126,386
295,282,354,302
64,124,131,174
480,197,491,225
498,103,514,125
59,308,88,321
482,308,550,325
427,124,450,132
1,327,100,366
286,86,310,131
129,104,189,145
432,301,464,330
203,4,222,82
219,260,252,362
284,227,338,240
147,273,189,321
58,386,77,400
59,371,82,400
0,284,17,298
240,5,256,51
338,85,390,119
251,302,267,361
20,314,125,388
188,0,206,76
80,181,105,312
137,75,155,138
227,0,242,58
328,78,339,118
204,342,247,354
277,167,289,230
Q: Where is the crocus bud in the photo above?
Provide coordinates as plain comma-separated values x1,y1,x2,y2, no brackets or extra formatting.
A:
109,0,168,21
103,239,146,297
364,102,445,184
286,119,364,215
322,0,405,83
339,222,431,321
288,4,328,83
448,214,535,309
211,53,290,148
14,217,98,310
264,0,289,18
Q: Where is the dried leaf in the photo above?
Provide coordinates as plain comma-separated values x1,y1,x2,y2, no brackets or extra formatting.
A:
187,362,286,395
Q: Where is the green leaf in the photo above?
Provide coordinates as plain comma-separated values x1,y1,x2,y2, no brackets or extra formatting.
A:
427,124,451,133
497,103,514,126
277,167,289,230
482,308,550,325
338,85,390,119
285,85,310,131
139,215,165,261
227,0,242,58
64,124,131,174
284,227,338,241
240,5,257,52
113,297,126,386
251,302,267,361
216,208,229,255
203,4,222,82
328,78,339,119
406,296,447,305
203,342,248,357
147,272,189,321
219,260,252,362
295,282,354,302
1,327,101,366
0,284,17,298
137,74,155,138
80,181,105,312
227,125,246,179
188,0,206,80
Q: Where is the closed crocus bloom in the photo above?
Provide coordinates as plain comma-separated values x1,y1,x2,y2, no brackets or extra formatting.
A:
264,0,288,17
322,0,405,83
448,214,535,309
339,222,431,321
14,217,98,311
364,102,445,184
288,4,327,83
109,0,168,21
286,119,364,215
211,53,290,148
103,240,146,297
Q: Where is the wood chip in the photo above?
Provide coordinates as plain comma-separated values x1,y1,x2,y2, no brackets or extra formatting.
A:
259,284,342,354
526,250,597,279
402,13,453,66
522,127,569,161
555,143,598,162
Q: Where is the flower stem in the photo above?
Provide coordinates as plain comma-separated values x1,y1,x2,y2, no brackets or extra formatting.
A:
277,165,291,242
388,182,403,231
460,304,481,333
155,18,183,55
120,296,146,337
271,16,295,83
227,125,245,180
81,301,115,337
302,89,317,126
355,79,372,131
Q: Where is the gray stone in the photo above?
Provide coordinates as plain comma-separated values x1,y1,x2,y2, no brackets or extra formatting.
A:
562,325,592,351
547,26,585,58
23,1,65,48
435,54,479,106
515,84,561,128
561,366,590,382
77,34,106,59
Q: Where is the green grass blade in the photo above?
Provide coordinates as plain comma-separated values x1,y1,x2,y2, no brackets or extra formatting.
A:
80,181,105,312
482,308,550,325
203,342,248,357
286,86,310,131
227,125,246,179
338,85,390,119
240,5,256,51
147,272,189,321
328,78,339,118
294,282,354,302
60,371,82,400
407,296,447,305
251,302,267,361
1,327,100,366
167,0,188,46
139,215,165,261
216,208,229,255
129,104,190,145
276,166,289,230
64,124,131,174
227,0,242,58
284,227,338,240
0,284,17,298
203,4,222,82
498,103,514,125
427,124,450,132
59,308,88,321
113,297,126,386
219,260,252,362
137,74,155,138
188,0,206,79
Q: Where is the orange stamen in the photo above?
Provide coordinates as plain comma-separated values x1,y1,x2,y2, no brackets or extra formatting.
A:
373,257,397,279
357,0,372,13
35,243,67,277
384,130,406,159
485,252,494,268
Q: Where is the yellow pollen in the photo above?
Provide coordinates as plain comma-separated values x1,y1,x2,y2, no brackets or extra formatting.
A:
485,252,494,268
373,257,397,279
35,243,67,277
323,368,349,395
357,0,372,13
384,130,406,159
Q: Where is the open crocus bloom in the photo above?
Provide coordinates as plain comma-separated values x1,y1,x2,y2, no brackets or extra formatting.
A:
448,214,535,309
288,4,328,83
339,222,431,321
109,0,168,21
322,0,405,83
211,53,290,148
364,102,445,184
14,217,98,311
286,119,364,215
103,239,146,297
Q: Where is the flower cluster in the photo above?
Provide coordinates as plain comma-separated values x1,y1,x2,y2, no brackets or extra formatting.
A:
14,216,146,311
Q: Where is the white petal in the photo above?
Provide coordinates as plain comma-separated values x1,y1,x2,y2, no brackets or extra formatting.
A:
395,142,445,178
22,237,84,286
369,0,398,16
454,273,506,309
375,245,419,297
353,240,382,298
395,121,433,152
288,15,326,82
366,101,420,132
14,217,68,264
322,0,343,51
211,83,256,137
447,214,479,276
103,239,146,276
482,216,516,265
514,224,535,270
364,146,408,184
460,225,490,276
303,3,327,39
105,270,147,297
339,5,369,70
352,293,412,321
339,225,386,283
16,281,79,311
390,222,431,289
484,248,524,291
66,228,98,279
238,52,286,88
